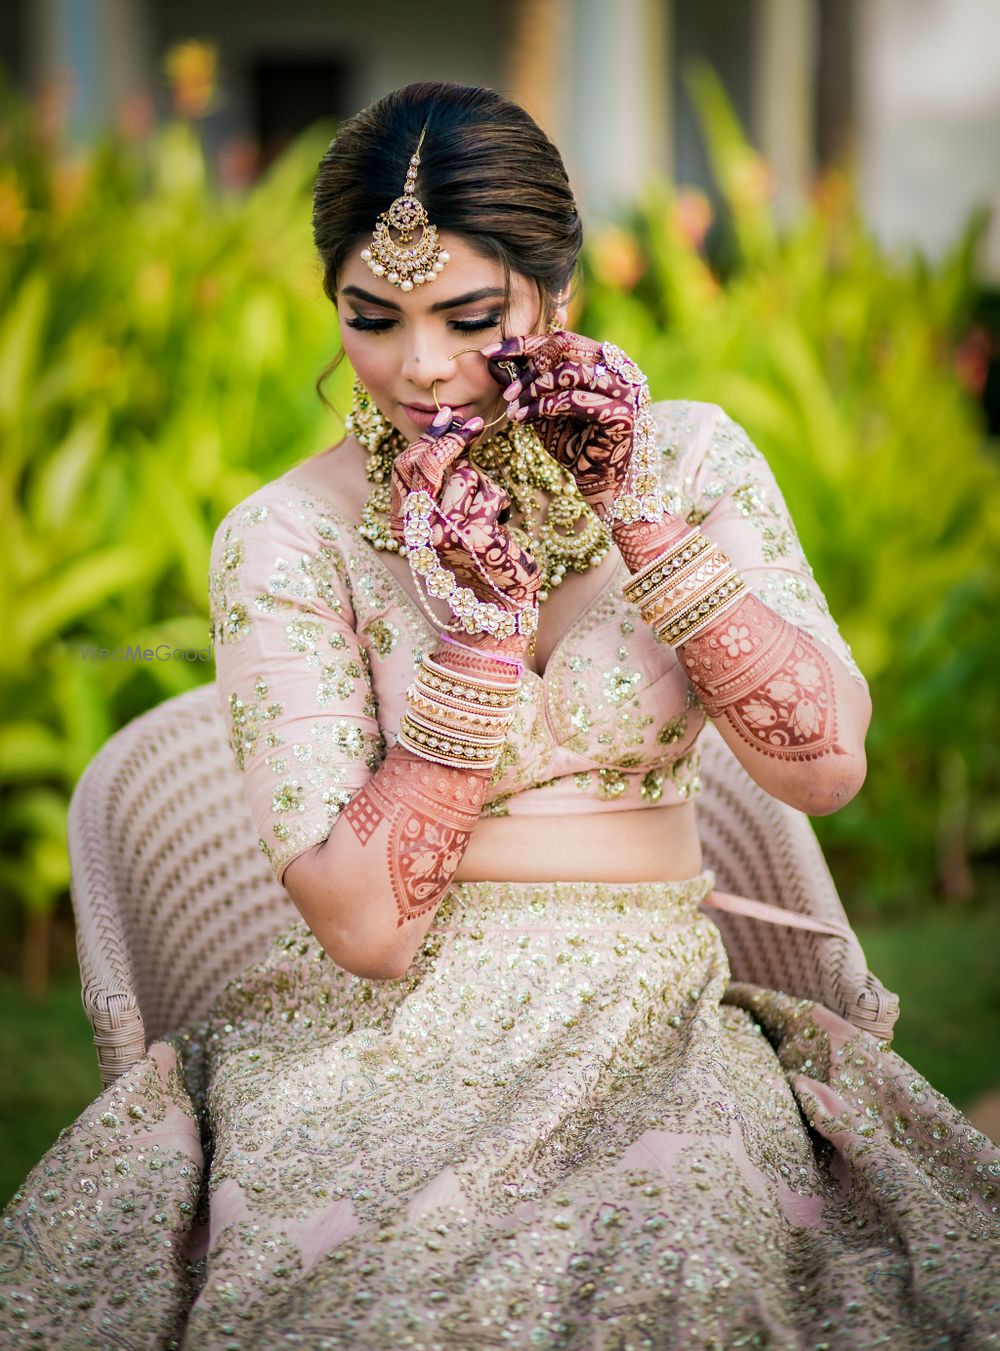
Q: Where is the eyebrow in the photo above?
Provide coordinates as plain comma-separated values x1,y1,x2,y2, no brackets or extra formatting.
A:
340,284,506,313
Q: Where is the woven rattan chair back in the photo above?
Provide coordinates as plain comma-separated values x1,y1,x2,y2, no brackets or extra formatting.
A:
68,683,898,1087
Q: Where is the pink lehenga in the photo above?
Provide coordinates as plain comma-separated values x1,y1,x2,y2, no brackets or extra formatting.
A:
3,400,998,1347
2,873,998,1349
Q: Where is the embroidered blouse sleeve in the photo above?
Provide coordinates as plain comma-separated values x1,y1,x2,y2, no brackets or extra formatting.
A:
655,400,868,689
208,487,385,886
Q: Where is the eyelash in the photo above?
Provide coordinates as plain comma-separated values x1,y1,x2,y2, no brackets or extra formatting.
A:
345,313,503,333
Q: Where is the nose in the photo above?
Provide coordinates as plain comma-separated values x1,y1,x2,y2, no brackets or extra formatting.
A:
398,329,456,396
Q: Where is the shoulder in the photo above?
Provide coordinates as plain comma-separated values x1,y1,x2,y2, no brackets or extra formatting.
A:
648,399,771,513
208,474,359,639
648,399,756,460
210,471,358,574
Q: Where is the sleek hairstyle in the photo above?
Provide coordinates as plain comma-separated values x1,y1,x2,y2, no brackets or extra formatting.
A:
312,81,584,410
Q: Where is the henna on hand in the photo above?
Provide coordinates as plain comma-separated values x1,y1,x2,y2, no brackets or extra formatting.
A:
679,592,850,762
613,517,693,574
342,746,491,928
482,332,638,521
435,461,539,611
389,405,541,636
389,408,483,514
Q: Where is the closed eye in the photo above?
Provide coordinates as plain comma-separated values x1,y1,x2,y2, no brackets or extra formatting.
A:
345,313,503,333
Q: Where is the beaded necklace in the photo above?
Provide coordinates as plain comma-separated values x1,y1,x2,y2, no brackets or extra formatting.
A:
347,381,612,603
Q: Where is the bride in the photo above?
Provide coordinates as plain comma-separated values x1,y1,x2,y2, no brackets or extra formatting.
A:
2,80,997,1349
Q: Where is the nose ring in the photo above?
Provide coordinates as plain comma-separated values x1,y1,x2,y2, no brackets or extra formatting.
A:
431,348,520,431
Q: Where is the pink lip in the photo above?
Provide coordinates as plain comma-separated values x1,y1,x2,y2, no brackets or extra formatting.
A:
401,401,477,429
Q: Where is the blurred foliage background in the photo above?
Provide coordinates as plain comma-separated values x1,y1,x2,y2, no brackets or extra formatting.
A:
1,53,998,1203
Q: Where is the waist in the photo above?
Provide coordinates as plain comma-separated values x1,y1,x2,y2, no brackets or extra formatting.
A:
454,799,702,883
432,870,718,934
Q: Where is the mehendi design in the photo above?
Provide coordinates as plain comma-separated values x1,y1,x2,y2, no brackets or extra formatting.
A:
434,462,539,609
613,517,691,574
342,747,490,927
389,412,540,627
431,638,523,682
341,790,385,846
678,593,850,761
485,332,641,522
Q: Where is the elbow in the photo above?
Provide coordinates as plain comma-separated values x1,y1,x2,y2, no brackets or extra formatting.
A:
327,942,412,982
315,919,415,982
282,843,412,982
802,752,867,816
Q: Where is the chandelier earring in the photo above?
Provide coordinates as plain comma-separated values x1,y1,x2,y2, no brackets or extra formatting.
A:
547,292,566,333
345,377,398,452
346,377,408,551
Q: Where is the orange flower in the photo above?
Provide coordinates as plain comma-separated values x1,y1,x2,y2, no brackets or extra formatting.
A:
811,167,854,221
673,188,713,248
164,40,218,119
590,225,647,291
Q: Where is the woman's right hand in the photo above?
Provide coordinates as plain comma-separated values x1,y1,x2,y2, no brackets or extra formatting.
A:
389,407,540,654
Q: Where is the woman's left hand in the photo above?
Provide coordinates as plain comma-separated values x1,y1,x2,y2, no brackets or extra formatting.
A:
480,330,639,523
482,329,695,573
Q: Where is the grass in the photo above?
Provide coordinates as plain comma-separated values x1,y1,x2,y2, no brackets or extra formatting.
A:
2,906,998,1211
854,906,1000,1108
1,970,102,1209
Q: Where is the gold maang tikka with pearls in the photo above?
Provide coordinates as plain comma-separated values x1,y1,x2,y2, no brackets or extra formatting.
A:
359,125,449,291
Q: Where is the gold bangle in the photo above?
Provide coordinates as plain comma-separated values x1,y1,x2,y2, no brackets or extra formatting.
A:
638,549,735,627
406,690,513,738
399,716,506,768
655,576,746,645
421,656,521,699
622,530,711,605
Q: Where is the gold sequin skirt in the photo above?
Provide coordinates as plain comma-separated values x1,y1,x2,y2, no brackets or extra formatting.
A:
3,870,999,1349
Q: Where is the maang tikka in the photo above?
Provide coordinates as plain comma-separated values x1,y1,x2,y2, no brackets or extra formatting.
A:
360,125,450,291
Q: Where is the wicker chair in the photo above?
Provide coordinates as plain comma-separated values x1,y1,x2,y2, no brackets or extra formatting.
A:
68,682,899,1088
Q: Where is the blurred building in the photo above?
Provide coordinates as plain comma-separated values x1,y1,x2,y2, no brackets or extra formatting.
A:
2,0,999,281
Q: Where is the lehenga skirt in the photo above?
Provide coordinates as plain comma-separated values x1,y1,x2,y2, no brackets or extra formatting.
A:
2,869,998,1350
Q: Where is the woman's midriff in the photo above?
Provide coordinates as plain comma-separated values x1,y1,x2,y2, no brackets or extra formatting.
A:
453,799,702,883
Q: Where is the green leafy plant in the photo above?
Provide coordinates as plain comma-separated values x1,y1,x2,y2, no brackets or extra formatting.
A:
1,57,997,999
578,62,1000,916
0,67,348,991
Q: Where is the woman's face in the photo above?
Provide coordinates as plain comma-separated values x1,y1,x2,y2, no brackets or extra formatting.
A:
336,230,552,442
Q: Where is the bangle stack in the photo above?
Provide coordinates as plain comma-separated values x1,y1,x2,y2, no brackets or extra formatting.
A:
622,528,746,646
398,654,521,770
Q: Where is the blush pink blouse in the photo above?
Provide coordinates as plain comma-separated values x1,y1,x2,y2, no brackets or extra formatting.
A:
208,400,868,885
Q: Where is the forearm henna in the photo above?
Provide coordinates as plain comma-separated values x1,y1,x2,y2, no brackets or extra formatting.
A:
431,635,528,675
484,332,638,521
678,592,850,761
342,746,491,928
613,517,691,574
